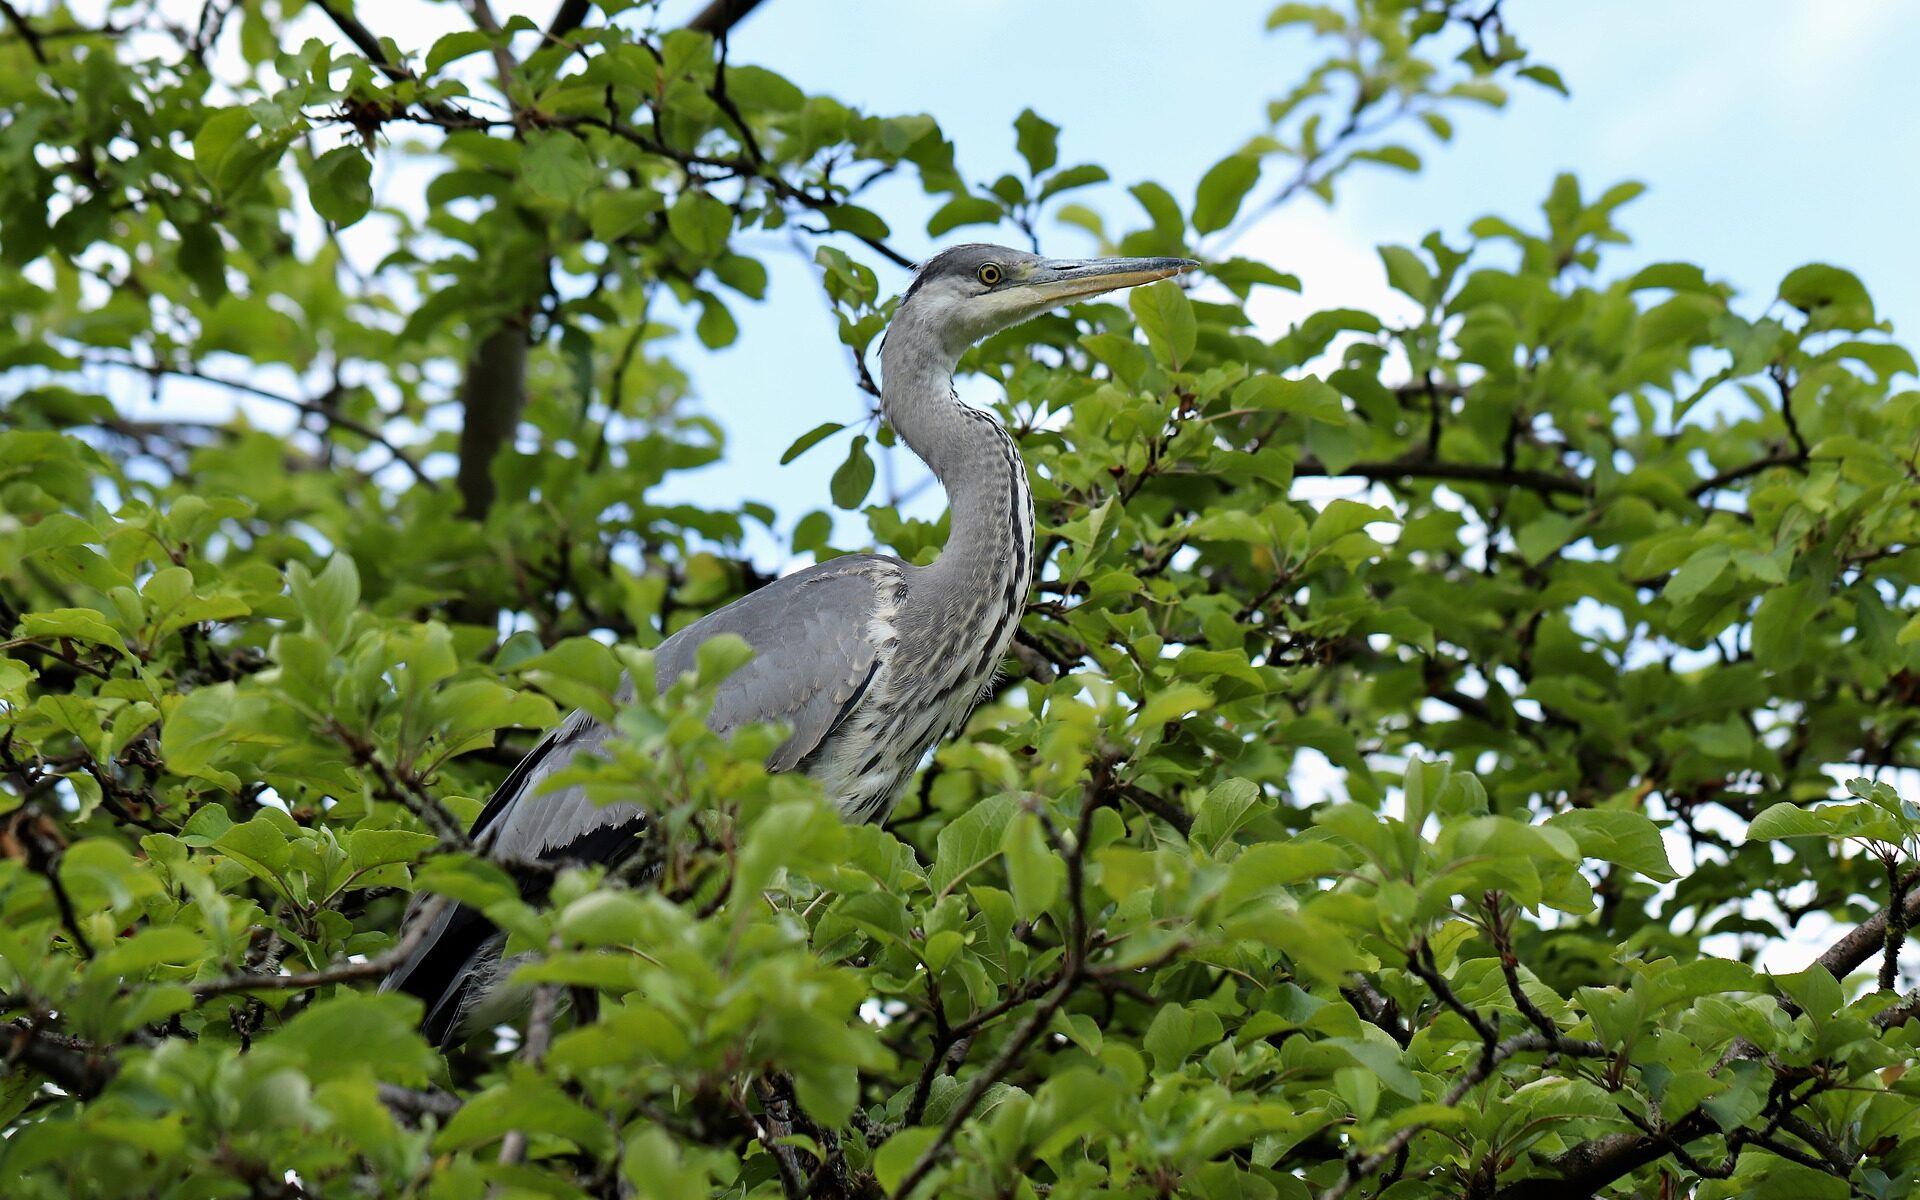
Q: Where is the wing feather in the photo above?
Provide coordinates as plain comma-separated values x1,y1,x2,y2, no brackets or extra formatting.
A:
383,557,893,1042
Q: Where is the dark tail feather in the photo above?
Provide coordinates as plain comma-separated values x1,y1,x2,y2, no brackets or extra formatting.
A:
382,810,652,1046
381,897,504,1047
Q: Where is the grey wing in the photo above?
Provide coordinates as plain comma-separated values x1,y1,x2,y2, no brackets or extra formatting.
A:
467,557,890,860
382,708,641,1044
383,558,892,1043
655,557,893,771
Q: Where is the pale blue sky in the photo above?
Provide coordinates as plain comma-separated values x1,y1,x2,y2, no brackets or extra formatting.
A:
640,0,1920,552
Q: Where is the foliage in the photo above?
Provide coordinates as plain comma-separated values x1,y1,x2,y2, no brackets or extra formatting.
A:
3,1,1920,1197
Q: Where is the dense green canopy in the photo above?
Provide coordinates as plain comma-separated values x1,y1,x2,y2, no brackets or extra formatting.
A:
2,2,1918,1197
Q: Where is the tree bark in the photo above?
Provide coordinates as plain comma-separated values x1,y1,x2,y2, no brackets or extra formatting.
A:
455,317,530,520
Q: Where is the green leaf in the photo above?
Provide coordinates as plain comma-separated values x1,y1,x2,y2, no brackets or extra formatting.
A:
1001,810,1063,922
926,195,1003,237
1772,964,1841,1022
1517,64,1570,96
1192,778,1262,853
780,421,846,465
695,293,737,349
160,683,243,788
1135,683,1213,730
1037,163,1108,202
15,608,127,655
587,188,663,242
289,553,359,643
1546,809,1677,881
1377,244,1434,306
667,188,733,256
873,1128,940,1193
931,793,1017,898
829,434,875,509
1013,108,1060,175
1664,544,1732,606
1234,375,1346,424
1143,1004,1224,1071
1130,280,1196,368
1193,154,1261,235
1779,263,1875,330
275,993,439,1085
725,65,806,113
346,829,440,874
1350,144,1421,173
1266,3,1345,33
212,816,292,885
521,131,600,201
425,29,493,72
307,146,373,227
1515,513,1575,565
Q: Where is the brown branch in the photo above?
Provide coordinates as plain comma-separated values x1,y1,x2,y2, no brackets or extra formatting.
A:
376,1082,463,1124
887,773,1111,1199
1117,781,1193,837
1873,989,1920,1030
464,0,515,98
545,0,591,40
1292,453,1590,499
1486,892,1560,1042
0,0,48,64
1407,940,1498,1044
5,1019,118,1098
1881,859,1909,992
1320,1031,1612,1200
685,0,770,38
745,1075,813,1200
498,954,560,1167
455,316,532,519
1688,450,1803,500
190,895,451,998
85,355,439,490
19,810,93,959
1492,879,1920,1197
1775,1112,1857,1177
1814,870,1920,983
1340,975,1409,1047
305,0,475,126
888,973,1075,1200
332,725,472,850
1773,365,1810,460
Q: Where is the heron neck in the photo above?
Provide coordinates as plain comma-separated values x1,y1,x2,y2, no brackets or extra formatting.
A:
879,326,1033,596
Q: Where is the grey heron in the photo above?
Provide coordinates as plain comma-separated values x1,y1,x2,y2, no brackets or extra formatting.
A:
384,244,1199,1044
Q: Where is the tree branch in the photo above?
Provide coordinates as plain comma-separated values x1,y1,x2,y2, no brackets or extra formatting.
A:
685,0,770,39
1490,878,1920,1197
85,354,439,490
190,895,450,999
455,315,532,519
5,1018,119,1098
1293,452,1590,499
0,0,49,65
308,0,470,124
1321,1031,1612,1200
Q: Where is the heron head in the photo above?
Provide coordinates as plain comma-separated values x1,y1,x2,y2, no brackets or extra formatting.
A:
895,243,1200,357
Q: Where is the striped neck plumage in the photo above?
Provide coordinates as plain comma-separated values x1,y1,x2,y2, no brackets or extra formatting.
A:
878,310,1034,594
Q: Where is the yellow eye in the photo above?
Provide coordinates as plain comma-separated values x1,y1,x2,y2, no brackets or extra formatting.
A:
977,263,1002,286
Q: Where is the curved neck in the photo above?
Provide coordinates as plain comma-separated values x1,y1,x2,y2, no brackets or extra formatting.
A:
879,311,1032,593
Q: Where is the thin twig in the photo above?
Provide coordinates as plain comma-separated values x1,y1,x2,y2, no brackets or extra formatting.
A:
499,936,562,1167
191,895,450,998
85,355,439,490
1321,1031,1611,1200
0,0,49,64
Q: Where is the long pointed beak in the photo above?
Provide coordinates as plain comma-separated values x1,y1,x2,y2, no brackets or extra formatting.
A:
1015,255,1200,305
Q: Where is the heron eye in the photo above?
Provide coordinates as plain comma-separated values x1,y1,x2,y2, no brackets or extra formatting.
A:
977,264,1002,286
